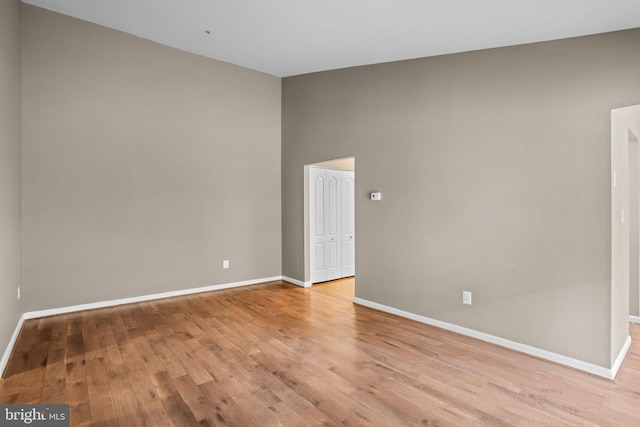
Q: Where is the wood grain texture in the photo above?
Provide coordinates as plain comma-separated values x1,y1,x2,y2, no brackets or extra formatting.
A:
1,280,639,426
310,277,355,301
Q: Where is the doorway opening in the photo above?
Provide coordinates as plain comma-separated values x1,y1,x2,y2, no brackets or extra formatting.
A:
304,157,355,299
611,105,640,345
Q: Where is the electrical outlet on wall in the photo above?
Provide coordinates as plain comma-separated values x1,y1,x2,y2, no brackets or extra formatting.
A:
463,291,472,305
223,260,230,269
18,286,21,300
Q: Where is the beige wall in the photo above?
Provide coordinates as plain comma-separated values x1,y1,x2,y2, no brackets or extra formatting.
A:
0,0,22,369
21,5,281,311
283,29,640,368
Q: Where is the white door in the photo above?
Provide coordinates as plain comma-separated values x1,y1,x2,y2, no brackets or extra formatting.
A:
309,167,355,283
325,169,342,281
310,168,327,283
341,171,355,277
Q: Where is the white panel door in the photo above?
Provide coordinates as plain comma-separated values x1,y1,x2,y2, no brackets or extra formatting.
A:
341,171,355,277
310,168,327,283
309,167,355,284
325,169,342,281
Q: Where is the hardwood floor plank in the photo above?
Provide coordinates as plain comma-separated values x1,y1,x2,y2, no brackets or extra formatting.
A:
85,358,118,427
151,371,201,427
65,360,92,425
198,377,261,426
102,339,147,426
16,366,46,403
0,371,23,404
2,280,640,427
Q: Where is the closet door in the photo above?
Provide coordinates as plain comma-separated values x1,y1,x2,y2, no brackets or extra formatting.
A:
341,171,355,277
309,167,354,283
325,169,342,281
310,168,327,283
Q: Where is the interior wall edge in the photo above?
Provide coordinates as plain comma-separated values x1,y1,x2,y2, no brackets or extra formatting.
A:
0,0,23,378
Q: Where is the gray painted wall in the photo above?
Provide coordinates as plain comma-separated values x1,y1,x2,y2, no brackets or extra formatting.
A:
21,5,282,311
0,0,22,370
282,29,640,368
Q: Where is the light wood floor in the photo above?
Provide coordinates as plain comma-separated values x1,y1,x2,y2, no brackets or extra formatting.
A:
309,277,355,301
1,280,639,426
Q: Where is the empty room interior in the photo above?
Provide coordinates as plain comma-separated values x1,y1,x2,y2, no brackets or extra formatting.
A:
2,0,640,425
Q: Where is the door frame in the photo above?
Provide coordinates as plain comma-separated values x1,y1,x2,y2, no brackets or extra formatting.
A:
303,157,355,286
611,105,640,364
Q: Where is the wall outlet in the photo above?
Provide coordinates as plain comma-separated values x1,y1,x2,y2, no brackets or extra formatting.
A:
17,286,21,300
463,291,472,305
223,260,230,269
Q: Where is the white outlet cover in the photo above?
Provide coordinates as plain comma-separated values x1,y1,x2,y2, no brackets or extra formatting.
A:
463,291,472,305
223,260,230,269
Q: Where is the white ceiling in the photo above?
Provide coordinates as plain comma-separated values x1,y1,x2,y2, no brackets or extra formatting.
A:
22,0,640,77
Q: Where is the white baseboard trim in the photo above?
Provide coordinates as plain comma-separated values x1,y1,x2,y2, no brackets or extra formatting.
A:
611,335,632,380
3,276,286,378
353,297,627,380
1,314,26,378
5,280,631,380
281,276,312,288
630,315,640,324
23,276,283,320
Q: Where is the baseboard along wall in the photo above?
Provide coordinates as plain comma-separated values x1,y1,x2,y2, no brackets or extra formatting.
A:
2,277,633,381
1,276,284,377
353,297,633,380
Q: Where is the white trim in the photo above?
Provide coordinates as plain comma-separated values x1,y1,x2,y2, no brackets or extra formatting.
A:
3,277,285,378
1,314,26,378
282,276,312,288
611,335,632,380
630,315,640,324
23,276,282,320
353,297,626,380
5,280,631,380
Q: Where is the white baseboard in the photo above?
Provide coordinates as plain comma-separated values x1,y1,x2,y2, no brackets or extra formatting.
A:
4,279,632,380
2,276,287,378
353,297,629,380
630,315,640,324
1,314,26,378
282,276,312,287
611,335,632,380
23,276,283,320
